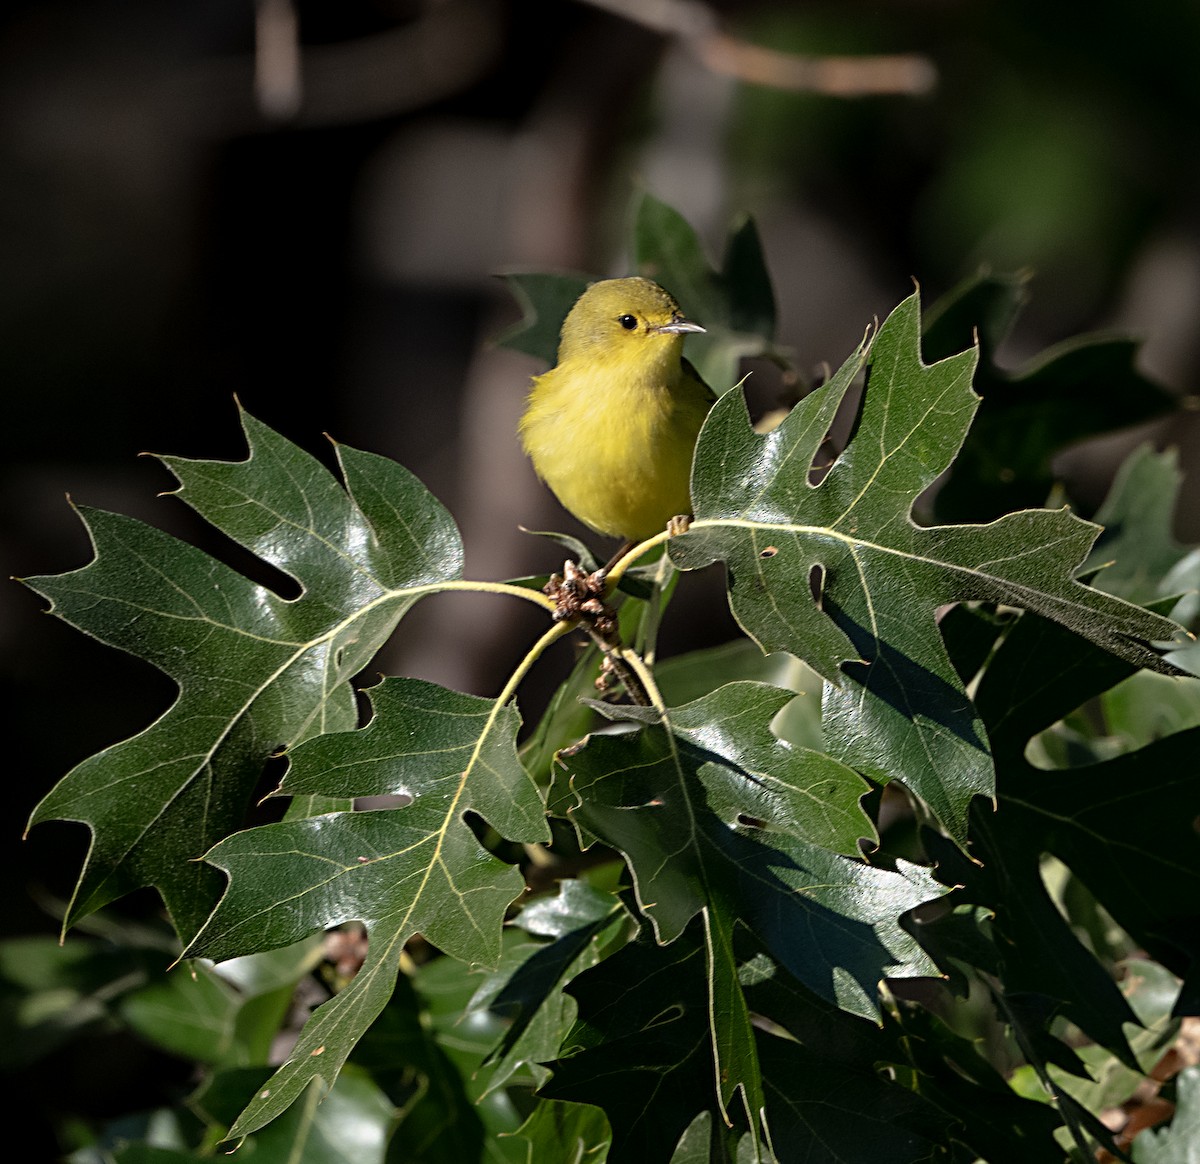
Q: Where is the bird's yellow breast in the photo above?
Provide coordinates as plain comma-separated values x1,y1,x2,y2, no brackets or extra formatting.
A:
519,350,709,541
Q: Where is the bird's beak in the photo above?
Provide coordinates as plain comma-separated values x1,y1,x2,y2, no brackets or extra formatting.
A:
653,313,705,335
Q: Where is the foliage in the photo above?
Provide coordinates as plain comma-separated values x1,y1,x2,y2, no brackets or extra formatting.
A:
14,194,1200,1162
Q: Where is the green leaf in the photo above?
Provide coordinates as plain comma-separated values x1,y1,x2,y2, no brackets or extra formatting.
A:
471,880,626,1096
671,291,1184,842
1047,959,1182,1118
117,940,320,1068
1080,446,1200,740
495,272,592,366
24,409,466,938
273,676,548,841
544,919,947,1163
655,641,825,752
1133,1066,1200,1163
1086,444,1200,607
190,1063,395,1161
407,952,528,1162
118,961,241,1065
510,1099,611,1164
878,994,1067,1162
347,963,528,1164
633,193,782,390
923,270,1175,524
113,1146,202,1164
0,933,162,1068
585,681,871,854
347,971,485,1164
703,905,765,1146
755,1035,944,1164
963,801,1145,1070
971,610,1200,983
552,685,940,1021
184,676,549,1137
920,601,1198,1128
216,1065,394,1164
739,945,1048,1161
542,922,751,1161
666,1111,744,1163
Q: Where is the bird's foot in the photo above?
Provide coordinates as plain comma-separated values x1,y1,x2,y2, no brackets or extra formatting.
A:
666,514,692,537
544,558,618,638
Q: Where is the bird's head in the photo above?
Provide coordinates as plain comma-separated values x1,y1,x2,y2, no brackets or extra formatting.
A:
557,277,704,364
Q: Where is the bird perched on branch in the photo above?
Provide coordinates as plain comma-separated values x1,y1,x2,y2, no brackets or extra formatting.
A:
518,277,715,547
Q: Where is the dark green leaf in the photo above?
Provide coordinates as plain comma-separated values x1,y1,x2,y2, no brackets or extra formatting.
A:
511,1098,611,1164
1086,444,1200,606
924,271,1175,524
113,1146,203,1164
970,611,1200,981
671,292,1184,842
633,193,782,390
24,410,465,938
881,996,1067,1163
921,269,1030,367
1133,1066,1200,1163
585,681,872,855
470,881,627,1095
194,1064,394,1162
756,1034,944,1164
495,272,592,366
666,1111,744,1164
118,962,240,1065
247,1066,395,1164
0,933,161,1068
350,972,488,1164
655,641,824,752
553,686,940,1021
186,675,548,1136
541,922,747,1161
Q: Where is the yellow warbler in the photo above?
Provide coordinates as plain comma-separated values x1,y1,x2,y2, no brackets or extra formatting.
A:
518,277,715,544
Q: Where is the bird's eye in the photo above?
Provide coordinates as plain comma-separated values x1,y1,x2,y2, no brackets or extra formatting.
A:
617,314,638,331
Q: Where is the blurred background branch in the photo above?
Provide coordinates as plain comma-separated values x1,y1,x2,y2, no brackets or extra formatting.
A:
583,0,937,95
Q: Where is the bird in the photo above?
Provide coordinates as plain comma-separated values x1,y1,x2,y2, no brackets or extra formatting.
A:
518,276,715,549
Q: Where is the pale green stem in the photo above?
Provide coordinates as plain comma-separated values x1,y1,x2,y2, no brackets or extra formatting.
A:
432,578,558,614
603,529,674,591
496,618,576,705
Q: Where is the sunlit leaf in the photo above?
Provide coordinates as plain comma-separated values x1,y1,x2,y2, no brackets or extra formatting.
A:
671,292,1184,842
24,409,465,938
552,684,940,1022
186,676,549,1137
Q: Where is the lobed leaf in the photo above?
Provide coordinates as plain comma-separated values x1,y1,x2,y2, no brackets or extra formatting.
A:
497,194,783,391
552,684,941,1023
671,291,1186,842
187,676,550,1137
633,192,783,390
470,880,625,1097
24,410,466,938
923,270,1175,524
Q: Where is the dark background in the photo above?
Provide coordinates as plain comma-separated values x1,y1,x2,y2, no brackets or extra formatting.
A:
5,0,1200,1006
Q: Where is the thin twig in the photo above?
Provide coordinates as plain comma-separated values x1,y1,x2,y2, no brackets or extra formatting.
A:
579,0,937,97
